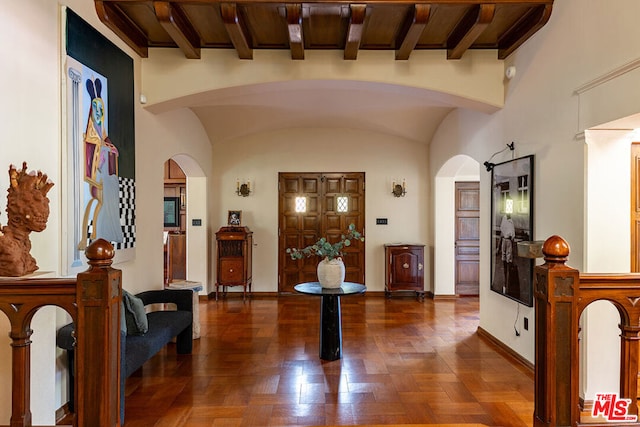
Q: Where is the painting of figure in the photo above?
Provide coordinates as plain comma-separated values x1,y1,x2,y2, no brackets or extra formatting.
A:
64,9,135,274
81,76,124,246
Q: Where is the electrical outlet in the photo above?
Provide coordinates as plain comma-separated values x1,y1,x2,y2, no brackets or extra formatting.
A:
524,317,529,331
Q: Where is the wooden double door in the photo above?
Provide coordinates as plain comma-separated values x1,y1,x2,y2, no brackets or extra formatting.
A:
278,172,365,293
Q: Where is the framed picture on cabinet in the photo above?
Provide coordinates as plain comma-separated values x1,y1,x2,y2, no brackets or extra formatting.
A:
228,210,242,226
490,155,534,307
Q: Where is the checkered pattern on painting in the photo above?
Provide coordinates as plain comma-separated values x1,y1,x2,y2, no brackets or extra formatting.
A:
116,177,136,249
85,177,136,250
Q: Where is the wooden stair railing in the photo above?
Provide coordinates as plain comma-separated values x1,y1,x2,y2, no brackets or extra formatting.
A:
534,235,640,427
0,239,121,427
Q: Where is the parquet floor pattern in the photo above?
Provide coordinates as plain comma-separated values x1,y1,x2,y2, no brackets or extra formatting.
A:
123,295,534,427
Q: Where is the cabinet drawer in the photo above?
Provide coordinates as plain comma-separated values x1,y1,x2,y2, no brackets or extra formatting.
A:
219,258,244,283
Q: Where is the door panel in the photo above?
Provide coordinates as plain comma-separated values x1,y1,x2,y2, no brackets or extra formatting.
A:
279,172,365,293
455,181,480,296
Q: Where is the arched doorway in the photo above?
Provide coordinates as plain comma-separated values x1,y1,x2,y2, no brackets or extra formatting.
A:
163,155,209,294
434,155,480,296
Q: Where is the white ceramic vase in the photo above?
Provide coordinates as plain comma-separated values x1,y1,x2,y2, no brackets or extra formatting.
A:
317,257,345,289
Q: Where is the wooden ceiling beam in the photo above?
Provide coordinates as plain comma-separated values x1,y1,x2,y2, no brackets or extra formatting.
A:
395,4,431,60
286,4,304,60
344,4,367,60
154,2,201,59
447,3,495,60
95,0,148,58
498,4,553,59
221,3,253,59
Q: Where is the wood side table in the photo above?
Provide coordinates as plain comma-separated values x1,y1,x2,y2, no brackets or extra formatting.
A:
294,282,366,361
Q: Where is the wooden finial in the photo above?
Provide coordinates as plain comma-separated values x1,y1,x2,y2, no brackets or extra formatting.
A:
85,238,115,267
542,235,570,263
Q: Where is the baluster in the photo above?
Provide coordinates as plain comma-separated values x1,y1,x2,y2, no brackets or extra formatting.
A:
9,323,33,427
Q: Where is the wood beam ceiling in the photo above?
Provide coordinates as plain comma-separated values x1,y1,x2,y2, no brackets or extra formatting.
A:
395,4,431,60
447,4,495,60
154,1,201,59
344,4,367,60
221,3,253,59
93,0,554,61
95,0,148,58
286,4,304,60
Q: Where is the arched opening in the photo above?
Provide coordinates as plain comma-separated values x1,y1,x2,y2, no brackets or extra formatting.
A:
434,154,480,296
163,155,209,295
578,299,622,422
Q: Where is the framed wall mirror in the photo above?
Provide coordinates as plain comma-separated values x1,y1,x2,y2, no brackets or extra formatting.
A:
490,155,534,307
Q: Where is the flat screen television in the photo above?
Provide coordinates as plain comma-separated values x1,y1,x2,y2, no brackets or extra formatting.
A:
164,197,180,228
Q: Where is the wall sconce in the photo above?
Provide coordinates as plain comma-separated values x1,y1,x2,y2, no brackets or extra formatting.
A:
392,179,406,197
236,179,251,197
484,142,515,172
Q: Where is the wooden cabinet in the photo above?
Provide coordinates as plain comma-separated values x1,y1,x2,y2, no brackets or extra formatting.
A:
384,244,425,300
164,232,186,284
215,226,253,301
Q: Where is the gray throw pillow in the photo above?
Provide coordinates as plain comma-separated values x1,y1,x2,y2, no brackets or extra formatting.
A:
122,290,148,335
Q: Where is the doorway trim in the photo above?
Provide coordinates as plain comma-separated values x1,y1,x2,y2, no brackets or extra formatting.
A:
434,155,480,296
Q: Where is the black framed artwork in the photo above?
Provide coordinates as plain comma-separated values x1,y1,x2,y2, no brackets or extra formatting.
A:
164,197,180,228
490,155,534,307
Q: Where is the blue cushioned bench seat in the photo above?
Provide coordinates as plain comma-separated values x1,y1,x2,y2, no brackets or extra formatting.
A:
57,289,193,425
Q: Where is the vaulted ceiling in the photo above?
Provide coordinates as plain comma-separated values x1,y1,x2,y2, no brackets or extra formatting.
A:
95,0,553,61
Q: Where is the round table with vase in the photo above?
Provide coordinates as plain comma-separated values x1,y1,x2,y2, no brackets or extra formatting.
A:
294,281,366,361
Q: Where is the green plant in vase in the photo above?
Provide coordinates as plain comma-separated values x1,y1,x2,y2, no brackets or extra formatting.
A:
286,223,364,288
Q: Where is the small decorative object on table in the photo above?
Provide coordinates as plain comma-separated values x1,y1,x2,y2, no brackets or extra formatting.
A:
286,223,364,289
227,210,242,226
0,162,54,277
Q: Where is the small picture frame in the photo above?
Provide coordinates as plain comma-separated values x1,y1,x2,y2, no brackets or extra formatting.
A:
227,210,242,226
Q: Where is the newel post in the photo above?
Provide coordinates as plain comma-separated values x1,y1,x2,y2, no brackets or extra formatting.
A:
75,239,121,427
533,236,579,427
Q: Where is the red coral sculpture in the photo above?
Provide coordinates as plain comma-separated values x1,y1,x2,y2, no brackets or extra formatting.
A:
0,162,54,276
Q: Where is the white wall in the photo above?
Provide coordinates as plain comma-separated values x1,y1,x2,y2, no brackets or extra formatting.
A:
0,2,78,423
430,0,640,372
580,128,638,400
211,128,430,294
0,2,214,423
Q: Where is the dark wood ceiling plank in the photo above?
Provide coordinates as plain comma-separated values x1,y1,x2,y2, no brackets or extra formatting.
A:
447,3,496,60
154,2,201,59
286,4,304,60
221,3,253,59
344,4,367,60
395,4,431,60
95,0,149,58
498,3,552,59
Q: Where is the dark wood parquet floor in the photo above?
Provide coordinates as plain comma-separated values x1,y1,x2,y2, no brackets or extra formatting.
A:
123,295,534,427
